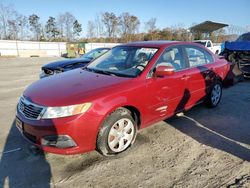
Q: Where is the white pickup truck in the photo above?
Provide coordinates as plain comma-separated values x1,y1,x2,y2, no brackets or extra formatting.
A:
194,40,221,54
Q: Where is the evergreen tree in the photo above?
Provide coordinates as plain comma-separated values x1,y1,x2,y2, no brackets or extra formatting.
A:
28,14,41,40
73,19,82,38
45,16,59,40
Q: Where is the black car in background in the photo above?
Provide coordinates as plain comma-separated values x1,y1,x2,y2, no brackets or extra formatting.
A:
40,48,110,78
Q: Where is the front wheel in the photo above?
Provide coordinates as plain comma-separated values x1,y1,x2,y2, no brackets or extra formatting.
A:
96,108,137,156
205,81,222,108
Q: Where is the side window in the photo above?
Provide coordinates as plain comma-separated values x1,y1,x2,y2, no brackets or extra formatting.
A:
185,47,208,67
154,47,185,71
204,51,214,63
207,41,212,47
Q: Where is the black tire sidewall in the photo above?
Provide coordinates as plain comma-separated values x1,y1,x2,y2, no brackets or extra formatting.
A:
96,108,137,156
206,81,222,108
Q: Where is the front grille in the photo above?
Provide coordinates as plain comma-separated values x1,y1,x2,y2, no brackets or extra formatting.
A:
18,97,45,120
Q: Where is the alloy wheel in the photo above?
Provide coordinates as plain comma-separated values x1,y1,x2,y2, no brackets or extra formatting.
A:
211,84,221,106
108,118,135,152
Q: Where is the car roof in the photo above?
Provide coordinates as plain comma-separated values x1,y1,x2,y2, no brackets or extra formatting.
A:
120,40,194,48
193,40,210,42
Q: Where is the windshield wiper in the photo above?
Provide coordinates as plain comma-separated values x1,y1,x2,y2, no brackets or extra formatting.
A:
84,67,134,78
84,67,116,76
94,69,115,76
109,72,135,78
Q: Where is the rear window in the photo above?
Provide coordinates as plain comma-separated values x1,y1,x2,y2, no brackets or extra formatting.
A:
185,46,214,67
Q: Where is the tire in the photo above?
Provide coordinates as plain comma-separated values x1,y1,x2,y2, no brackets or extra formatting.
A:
205,81,222,108
96,108,137,156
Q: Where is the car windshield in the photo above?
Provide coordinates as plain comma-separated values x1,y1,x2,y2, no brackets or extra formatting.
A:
86,46,158,77
81,48,109,60
194,41,206,46
236,33,250,41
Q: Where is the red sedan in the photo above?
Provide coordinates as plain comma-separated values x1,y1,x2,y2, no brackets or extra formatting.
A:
16,41,230,156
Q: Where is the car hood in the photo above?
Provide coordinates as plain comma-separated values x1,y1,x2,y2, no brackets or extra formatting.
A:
42,58,91,70
24,69,131,106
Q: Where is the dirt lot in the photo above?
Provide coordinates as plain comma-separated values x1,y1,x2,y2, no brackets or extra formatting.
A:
0,57,250,188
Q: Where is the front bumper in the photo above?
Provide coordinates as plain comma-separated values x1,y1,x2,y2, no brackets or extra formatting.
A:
16,110,102,155
39,72,51,79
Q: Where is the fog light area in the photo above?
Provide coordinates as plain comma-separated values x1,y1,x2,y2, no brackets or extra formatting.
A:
41,135,77,148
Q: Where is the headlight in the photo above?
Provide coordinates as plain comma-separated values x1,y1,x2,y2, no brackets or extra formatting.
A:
42,103,92,119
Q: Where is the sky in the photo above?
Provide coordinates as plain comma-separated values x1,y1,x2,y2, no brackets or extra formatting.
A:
2,0,250,36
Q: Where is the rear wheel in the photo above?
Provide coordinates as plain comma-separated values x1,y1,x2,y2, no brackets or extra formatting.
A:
96,108,137,156
205,81,222,108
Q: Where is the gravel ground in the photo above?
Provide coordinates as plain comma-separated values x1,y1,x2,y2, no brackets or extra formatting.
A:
0,57,250,188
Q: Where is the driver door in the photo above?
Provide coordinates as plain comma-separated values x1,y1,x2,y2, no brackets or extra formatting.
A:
143,46,190,126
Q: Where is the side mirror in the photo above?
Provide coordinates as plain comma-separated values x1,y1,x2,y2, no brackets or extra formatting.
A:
153,65,175,77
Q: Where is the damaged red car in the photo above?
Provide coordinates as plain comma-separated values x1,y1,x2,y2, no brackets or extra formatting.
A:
16,41,230,156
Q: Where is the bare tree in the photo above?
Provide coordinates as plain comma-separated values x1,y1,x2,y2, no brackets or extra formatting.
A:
247,25,250,32
94,13,104,38
0,3,9,39
64,12,76,41
144,18,157,40
0,3,18,39
56,12,83,41
119,12,140,41
227,25,247,35
16,15,29,40
7,20,17,39
87,20,96,39
102,12,119,37
0,3,28,40
57,14,66,40
145,18,157,33
57,12,76,41
119,12,130,36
